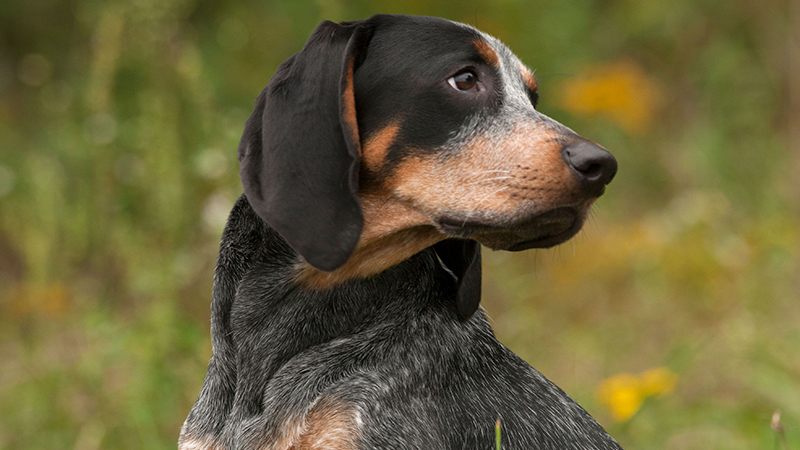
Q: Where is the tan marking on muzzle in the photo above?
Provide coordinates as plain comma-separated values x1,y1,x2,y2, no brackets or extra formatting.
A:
388,123,575,216
295,122,580,289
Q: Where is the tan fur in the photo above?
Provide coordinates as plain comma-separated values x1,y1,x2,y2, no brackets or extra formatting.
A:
295,123,581,289
519,64,538,93
265,397,361,450
362,121,401,173
178,435,224,450
473,39,500,67
295,38,572,293
388,124,574,216
295,194,443,290
342,56,360,147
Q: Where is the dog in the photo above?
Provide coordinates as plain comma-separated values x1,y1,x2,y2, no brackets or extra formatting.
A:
180,14,620,450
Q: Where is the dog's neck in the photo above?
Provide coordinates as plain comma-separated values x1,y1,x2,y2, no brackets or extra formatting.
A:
211,196,470,378
291,193,445,290
185,195,491,445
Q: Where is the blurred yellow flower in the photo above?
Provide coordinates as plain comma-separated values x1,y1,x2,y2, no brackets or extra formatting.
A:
639,367,678,397
597,367,677,422
560,61,662,133
6,283,72,318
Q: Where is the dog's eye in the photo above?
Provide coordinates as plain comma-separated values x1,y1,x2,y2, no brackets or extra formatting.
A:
448,71,478,92
529,91,539,109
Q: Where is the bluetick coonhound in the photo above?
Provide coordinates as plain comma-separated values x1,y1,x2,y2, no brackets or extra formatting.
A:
180,14,620,450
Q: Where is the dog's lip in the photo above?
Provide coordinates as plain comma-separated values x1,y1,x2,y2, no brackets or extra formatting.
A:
438,218,493,234
505,215,582,250
437,207,582,249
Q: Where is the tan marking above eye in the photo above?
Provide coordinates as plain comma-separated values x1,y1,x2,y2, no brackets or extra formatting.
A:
519,64,538,93
473,39,499,67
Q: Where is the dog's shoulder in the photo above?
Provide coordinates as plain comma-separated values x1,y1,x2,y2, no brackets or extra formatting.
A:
248,293,620,449
350,325,622,449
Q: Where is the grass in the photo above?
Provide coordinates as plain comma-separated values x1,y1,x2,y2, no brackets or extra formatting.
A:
496,418,502,450
0,0,797,449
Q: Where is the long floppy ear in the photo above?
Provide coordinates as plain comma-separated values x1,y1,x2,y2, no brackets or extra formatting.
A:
238,20,375,272
433,239,482,319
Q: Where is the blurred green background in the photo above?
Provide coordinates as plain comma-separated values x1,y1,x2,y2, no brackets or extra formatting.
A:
1,0,798,448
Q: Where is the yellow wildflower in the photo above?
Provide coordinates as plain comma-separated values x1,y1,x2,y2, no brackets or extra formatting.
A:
6,283,71,318
597,367,677,422
559,61,662,134
639,367,678,397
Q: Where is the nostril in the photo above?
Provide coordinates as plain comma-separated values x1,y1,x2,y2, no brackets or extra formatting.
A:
579,162,602,179
562,140,618,190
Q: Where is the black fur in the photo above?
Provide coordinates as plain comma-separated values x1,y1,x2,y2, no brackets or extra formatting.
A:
352,16,503,168
182,197,622,449
182,14,622,450
238,20,366,272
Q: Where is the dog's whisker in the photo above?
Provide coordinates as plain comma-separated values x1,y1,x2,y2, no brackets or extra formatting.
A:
462,176,513,186
471,169,512,175
461,186,511,226
460,170,512,182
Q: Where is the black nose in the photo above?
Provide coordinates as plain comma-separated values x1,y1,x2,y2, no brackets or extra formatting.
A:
562,140,617,196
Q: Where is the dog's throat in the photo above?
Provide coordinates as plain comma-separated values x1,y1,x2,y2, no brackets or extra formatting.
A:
294,226,443,290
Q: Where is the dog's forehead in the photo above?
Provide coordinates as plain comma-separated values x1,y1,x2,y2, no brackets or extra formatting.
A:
366,17,482,70
367,17,535,99
472,29,537,106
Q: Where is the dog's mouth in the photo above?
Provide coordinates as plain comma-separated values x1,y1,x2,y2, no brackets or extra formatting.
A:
437,207,584,250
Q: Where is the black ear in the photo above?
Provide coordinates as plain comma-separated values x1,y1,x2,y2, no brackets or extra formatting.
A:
238,20,375,272
433,239,482,319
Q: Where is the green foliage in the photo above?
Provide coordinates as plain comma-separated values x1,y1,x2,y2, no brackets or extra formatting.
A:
0,0,796,448
496,418,502,450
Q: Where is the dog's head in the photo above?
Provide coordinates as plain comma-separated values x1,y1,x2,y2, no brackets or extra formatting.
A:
238,15,616,317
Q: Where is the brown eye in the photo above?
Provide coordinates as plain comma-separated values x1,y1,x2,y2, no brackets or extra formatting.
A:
448,71,478,92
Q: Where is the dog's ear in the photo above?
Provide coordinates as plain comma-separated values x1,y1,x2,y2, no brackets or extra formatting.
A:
434,239,482,319
238,20,375,272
